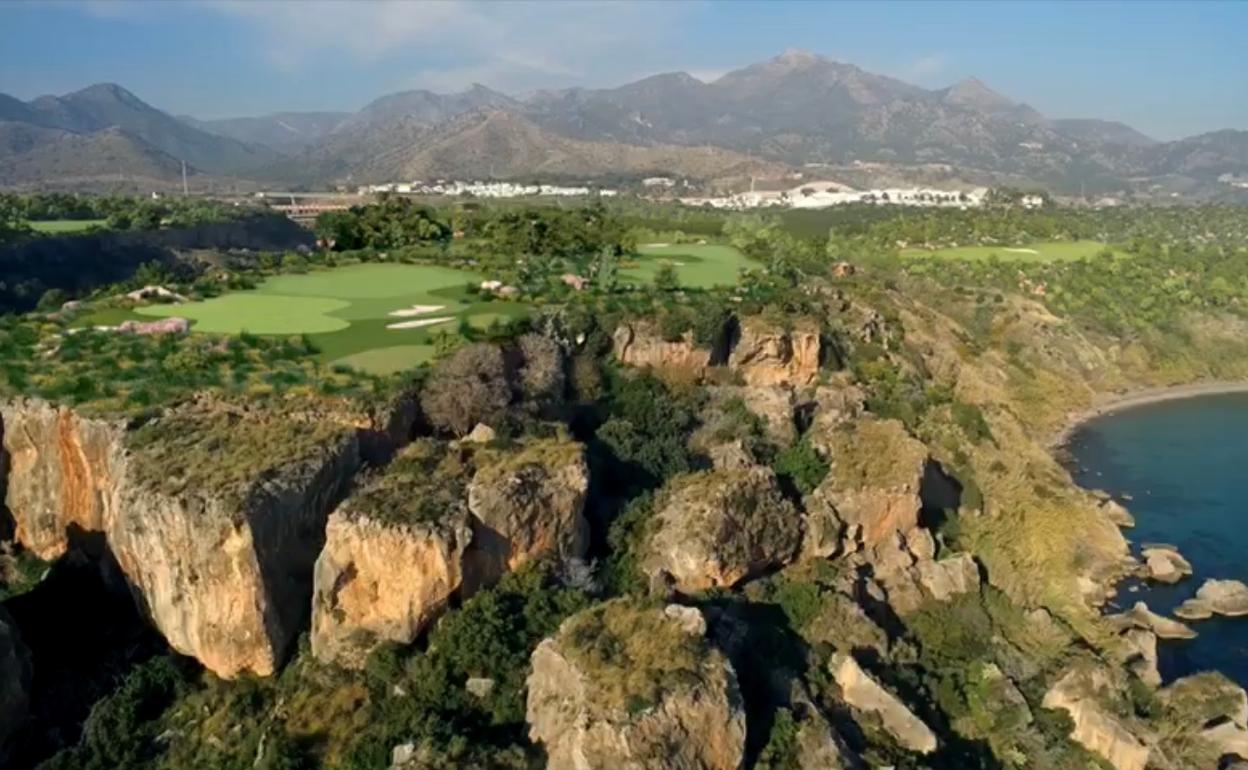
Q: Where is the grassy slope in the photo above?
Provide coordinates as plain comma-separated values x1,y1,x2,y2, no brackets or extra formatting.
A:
27,219,107,233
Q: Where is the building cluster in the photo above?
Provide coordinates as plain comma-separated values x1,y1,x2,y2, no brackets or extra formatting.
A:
679,181,991,211
355,180,618,198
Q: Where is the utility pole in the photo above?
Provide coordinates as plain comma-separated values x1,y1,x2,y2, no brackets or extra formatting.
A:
181,160,189,196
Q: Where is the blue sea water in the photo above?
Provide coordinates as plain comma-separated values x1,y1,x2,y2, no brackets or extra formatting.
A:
1066,392,1248,686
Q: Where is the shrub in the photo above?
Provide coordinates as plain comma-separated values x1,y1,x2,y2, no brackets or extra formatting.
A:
420,343,512,436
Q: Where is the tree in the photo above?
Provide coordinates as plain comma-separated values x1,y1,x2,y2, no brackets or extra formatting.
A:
654,263,680,292
420,343,512,436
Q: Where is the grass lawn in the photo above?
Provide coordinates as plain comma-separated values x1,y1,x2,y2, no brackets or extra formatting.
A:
27,219,107,233
622,243,761,288
112,263,531,375
900,240,1122,262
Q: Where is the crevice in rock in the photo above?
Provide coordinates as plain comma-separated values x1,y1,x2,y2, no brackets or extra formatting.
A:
2,528,169,770
918,459,962,533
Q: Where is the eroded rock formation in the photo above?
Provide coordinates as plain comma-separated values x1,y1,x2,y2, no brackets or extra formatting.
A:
612,321,712,382
728,317,821,387
0,398,128,560
643,466,801,593
526,601,746,770
832,653,937,754
464,438,589,591
1042,664,1150,770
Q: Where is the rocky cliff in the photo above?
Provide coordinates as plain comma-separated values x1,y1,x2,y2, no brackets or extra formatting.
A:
0,398,128,560
612,321,713,383
109,427,359,678
464,438,589,592
527,601,746,770
311,500,471,668
728,317,822,388
643,466,801,594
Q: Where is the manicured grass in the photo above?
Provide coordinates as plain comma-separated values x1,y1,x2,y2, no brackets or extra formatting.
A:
116,263,530,375
900,240,1122,262
332,345,437,375
137,294,351,334
27,219,107,233
622,243,761,288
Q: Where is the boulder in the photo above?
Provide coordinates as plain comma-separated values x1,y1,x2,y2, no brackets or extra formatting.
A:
642,466,802,593
1042,665,1150,770
108,416,360,679
1140,544,1192,584
526,601,746,770
728,317,821,387
832,653,936,754
0,607,31,763
1123,601,1197,640
612,321,712,383
1120,627,1160,687
311,508,471,668
0,398,128,560
806,418,929,551
915,553,982,602
1196,579,1248,617
464,438,589,592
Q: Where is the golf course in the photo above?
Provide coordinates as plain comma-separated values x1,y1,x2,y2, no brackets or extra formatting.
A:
90,263,529,375
900,239,1121,262
623,243,760,288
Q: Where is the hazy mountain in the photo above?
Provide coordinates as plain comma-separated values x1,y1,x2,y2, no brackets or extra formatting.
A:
0,83,278,179
0,123,191,190
337,84,516,132
185,111,350,154
270,109,787,186
1051,119,1157,149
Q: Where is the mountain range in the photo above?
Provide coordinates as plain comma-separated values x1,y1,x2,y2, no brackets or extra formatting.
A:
2,50,1246,199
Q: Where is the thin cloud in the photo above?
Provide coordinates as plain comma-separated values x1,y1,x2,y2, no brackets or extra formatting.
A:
895,53,952,85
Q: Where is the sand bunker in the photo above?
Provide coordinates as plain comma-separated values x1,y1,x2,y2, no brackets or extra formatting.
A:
386,317,454,330
388,304,446,317
1003,248,1040,255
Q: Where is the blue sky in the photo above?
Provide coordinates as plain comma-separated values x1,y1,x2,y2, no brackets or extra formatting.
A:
1,0,1244,139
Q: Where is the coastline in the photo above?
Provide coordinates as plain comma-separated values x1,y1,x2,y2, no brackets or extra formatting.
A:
1052,379,1248,450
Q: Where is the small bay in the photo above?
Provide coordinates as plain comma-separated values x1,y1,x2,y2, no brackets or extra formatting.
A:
1066,391,1248,686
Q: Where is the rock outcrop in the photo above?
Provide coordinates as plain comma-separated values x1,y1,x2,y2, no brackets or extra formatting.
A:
805,418,930,553
1042,664,1150,770
612,321,712,382
1109,601,1196,640
643,466,801,593
0,398,128,560
527,601,746,770
0,607,31,763
1195,579,1248,617
1140,544,1192,584
832,653,937,754
311,508,471,668
464,438,589,592
728,317,821,387
108,427,359,679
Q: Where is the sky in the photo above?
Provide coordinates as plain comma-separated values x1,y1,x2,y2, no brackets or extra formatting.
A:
0,0,1244,140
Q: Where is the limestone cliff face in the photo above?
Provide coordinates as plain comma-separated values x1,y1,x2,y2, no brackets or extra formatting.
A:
0,398,128,560
612,322,712,382
0,606,31,763
311,509,471,668
465,439,589,592
526,604,746,770
643,466,801,593
107,433,359,678
728,318,821,388
832,653,937,754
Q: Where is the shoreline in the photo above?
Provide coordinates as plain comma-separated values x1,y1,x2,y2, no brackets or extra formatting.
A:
1052,379,1248,450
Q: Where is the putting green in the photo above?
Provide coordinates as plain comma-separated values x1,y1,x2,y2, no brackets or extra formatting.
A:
900,240,1122,262
28,219,107,233
622,243,761,288
260,264,476,300
332,345,437,375
136,294,351,334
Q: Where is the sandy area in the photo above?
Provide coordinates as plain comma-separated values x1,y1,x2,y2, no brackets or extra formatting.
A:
1053,380,1248,449
388,304,445,317
386,317,454,330
1003,247,1040,254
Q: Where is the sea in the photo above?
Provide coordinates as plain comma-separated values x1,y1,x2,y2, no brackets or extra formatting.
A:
1065,391,1248,686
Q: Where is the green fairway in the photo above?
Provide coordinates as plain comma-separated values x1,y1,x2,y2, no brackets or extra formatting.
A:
622,243,761,288
900,240,1121,262
27,219,106,233
118,263,530,375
